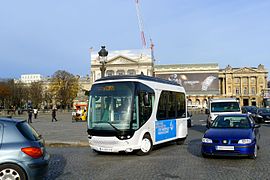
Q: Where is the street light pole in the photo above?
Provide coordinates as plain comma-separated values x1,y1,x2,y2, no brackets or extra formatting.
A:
98,46,108,78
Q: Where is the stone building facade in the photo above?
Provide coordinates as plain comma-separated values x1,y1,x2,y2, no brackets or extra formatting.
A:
90,49,154,85
219,64,268,107
154,63,220,109
90,48,268,108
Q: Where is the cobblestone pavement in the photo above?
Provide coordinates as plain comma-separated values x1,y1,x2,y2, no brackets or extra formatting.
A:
41,114,270,180
10,111,89,146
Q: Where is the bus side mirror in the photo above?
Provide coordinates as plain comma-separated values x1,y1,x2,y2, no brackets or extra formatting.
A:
143,92,150,106
205,109,210,114
84,90,90,96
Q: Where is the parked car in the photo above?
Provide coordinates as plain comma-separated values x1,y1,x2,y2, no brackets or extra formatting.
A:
0,118,50,180
201,114,260,159
187,111,192,128
257,108,270,123
241,106,260,123
241,106,257,114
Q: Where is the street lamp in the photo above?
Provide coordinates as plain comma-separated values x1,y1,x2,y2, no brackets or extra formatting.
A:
98,46,108,78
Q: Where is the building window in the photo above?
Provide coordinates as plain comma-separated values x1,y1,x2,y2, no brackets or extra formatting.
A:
106,70,114,76
236,87,240,95
116,70,125,75
234,78,240,84
127,69,136,75
228,86,231,93
251,87,255,95
203,99,207,108
243,78,247,84
187,99,192,106
243,87,248,95
250,77,255,84
196,99,200,107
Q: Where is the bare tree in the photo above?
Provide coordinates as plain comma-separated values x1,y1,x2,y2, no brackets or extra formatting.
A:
29,81,44,108
49,70,79,109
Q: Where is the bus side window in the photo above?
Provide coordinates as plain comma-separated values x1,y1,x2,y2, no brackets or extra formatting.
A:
137,83,154,126
157,91,167,120
176,92,186,118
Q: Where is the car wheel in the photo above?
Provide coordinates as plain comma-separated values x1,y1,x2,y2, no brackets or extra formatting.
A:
202,152,209,158
250,144,257,159
187,120,191,128
137,134,153,156
0,164,26,180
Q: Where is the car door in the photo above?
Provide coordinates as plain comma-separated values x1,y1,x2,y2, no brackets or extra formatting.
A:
248,115,260,143
0,123,3,149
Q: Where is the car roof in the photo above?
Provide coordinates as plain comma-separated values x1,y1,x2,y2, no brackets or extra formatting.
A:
0,117,25,124
217,114,248,117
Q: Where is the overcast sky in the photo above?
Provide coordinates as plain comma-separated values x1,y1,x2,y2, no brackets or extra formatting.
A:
1,0,270,78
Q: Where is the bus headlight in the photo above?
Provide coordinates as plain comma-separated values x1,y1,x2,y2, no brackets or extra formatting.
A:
238,139,252,144
117,135,132,140
202,138,212,143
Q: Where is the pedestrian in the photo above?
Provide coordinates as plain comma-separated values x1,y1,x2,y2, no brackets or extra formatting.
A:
27,108,33,123
52,108,57,122
33,107,38,119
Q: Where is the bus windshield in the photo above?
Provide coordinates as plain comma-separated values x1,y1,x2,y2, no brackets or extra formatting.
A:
88,82,135,131
263,98,270,108
211,102,240,113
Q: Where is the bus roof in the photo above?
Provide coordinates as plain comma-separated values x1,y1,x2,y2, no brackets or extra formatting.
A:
210,98,238,102
95,75,182,87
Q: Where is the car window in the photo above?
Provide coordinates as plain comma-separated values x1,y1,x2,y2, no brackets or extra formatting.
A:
16,122,41,141
211,116,251,128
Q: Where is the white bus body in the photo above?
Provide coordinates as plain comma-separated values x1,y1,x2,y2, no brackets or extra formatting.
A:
87,75,188,155
206,98,241,126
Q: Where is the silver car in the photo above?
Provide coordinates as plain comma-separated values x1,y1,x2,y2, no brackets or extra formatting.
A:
0,118,50,180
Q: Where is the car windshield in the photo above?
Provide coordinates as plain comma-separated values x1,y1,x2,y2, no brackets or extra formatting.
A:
244,106,257,113
258,108,270,113
211,102,240,112
211,116,251,129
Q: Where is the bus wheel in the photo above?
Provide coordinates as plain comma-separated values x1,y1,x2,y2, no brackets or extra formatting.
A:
137,134,153,156
176,138,185,145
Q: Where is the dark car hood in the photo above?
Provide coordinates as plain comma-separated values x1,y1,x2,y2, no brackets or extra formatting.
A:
204,128,252,139
259,112,270,116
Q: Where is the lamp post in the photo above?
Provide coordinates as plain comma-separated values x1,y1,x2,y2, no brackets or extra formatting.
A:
98,46,108,78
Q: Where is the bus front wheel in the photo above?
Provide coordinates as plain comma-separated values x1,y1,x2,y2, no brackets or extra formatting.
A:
137,134,153,156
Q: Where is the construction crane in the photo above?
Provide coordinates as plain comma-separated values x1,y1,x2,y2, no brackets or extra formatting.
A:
134,0,147,49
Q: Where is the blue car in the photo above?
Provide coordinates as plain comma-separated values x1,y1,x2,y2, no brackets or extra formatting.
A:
0,118,50,180
201,114,260,159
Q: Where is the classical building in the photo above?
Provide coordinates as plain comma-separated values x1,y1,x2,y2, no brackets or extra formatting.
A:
90,49,154,85
89,48,268,108
20,74,42,84
155,63,220,109
219,64,268,107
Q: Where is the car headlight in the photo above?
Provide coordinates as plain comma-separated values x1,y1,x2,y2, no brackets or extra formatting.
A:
202,138,213,143
238,139,252,144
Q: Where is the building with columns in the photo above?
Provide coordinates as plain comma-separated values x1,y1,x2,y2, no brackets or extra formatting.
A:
90,49,154,85
154,63,220,109
219,64,268,107
90,48,268,108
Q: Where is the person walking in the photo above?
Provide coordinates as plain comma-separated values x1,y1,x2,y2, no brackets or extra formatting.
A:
52,108,57,122
33,108,38,119
27,108,33,123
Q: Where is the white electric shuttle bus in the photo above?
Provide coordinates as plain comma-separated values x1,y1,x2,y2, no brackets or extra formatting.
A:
87,75,188,155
